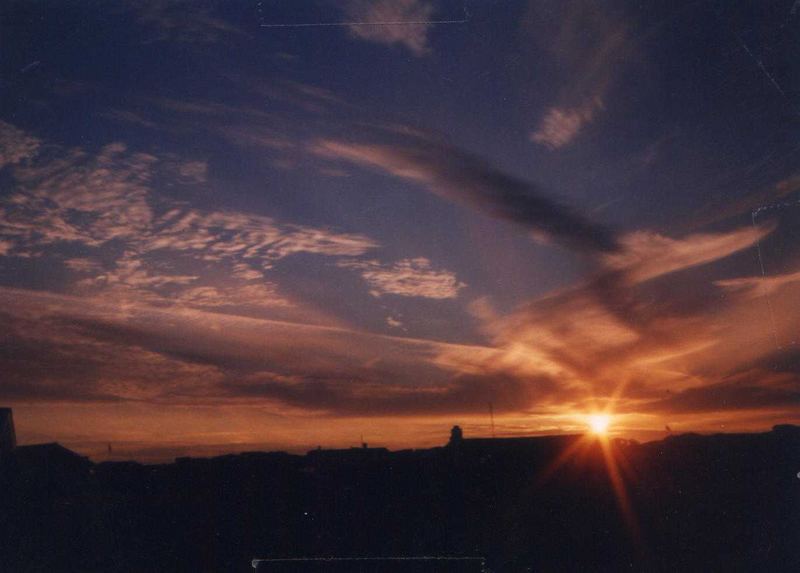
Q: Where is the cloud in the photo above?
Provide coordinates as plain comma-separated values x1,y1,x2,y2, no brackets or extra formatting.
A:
0,120,41,170
231,263,264,281
689,173,800,228
3,142,157,250
128,0,245,44
0,287,526,416
270,124,798,423
530,100,601,149
176,160,208,183
223,371,554,416
312,134,620,254
644,369,800,414
524,0,635,149
64,258,104,273
216,125,294,152
145,209,378,264
99,109,159,130
338,257,465,299
0,123,380,321
432,218,800,423
605,226,773,284
0,307,224,403
715,270,800,300
342,0,435,56
80,252,197,289
173,283,292,310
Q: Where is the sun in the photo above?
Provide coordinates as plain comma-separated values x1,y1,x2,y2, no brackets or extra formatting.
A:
587,413,611,435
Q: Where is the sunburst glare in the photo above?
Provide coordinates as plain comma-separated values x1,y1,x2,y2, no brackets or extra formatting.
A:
587,413,612,435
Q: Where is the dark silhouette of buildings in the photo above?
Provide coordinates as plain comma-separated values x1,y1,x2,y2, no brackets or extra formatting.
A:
10,442,92,474
1,420,799,572
305,443,390,468
0,407,15,454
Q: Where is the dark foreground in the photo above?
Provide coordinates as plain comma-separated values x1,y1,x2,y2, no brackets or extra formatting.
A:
1,426,798,572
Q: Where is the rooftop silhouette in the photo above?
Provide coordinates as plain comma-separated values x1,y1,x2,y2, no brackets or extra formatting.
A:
1,416,799,571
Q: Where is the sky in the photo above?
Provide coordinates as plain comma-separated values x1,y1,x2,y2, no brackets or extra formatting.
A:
1,0,799,461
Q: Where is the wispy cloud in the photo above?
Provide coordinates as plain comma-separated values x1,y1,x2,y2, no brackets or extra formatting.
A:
99,109,159,130
605,226,772,284
341,0,436,56
338,257,465,299
524,0,634,149
128,0,245,44
715,269,800,299
689,173,800,229
643,368,800,414
64,258,104,273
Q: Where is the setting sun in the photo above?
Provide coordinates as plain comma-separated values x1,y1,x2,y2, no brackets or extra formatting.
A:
587,414,611,435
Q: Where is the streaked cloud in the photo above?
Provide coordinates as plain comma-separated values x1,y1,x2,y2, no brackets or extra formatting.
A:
128,0,245,44
644,368,800,414
338,257,465,299
312,134,620,253
0,287,512,416
690,173,800,229
715,270,800,300
99,109,159,130
173,283,292,310
605,226,772,284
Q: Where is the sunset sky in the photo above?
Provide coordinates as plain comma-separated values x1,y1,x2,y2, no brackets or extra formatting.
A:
1,0,799,461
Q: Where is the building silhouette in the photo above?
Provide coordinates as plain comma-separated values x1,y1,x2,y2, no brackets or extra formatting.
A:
448,425,463,446
0,408,16,454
